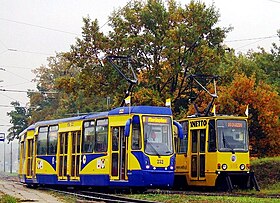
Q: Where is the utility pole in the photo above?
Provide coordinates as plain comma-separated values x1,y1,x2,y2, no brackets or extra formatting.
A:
10,141,12,173
0,68,6,172
4,142,5,172
0,133,5,172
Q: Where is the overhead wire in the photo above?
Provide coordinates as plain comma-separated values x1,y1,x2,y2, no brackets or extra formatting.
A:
0,105,14,108
3,82,35,88
7,48,53,56
235,37,273,50
266,0,280,4
0,39,8,49
100,0,133,29
225,35,278,42
3,69,32,82
0,88,57,94
0,92,25,104
0,17,79,36
0,65,33,70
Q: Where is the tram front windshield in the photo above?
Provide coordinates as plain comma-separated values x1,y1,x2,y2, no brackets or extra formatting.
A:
217,120,248,152
143,116,173,156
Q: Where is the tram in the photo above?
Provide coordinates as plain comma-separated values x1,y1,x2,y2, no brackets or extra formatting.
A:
174,114,259,191
18,106,183,189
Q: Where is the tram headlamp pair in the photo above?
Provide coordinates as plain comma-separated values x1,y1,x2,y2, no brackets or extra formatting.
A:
145,165,156,170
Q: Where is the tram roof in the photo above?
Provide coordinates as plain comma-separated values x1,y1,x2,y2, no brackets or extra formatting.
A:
35,115,87,127
27,124,35,130
108,106,172,116
32,106,172,127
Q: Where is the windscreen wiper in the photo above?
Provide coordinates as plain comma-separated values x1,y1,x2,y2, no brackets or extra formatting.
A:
222,133,235,154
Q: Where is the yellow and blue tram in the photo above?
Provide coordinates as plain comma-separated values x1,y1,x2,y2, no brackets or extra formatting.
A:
174,115,259,191
18,106,183,189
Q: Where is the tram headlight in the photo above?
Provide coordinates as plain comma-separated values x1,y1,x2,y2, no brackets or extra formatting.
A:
240,164,245,170
170,166,174,170
222,164,227,170
144,156,151,169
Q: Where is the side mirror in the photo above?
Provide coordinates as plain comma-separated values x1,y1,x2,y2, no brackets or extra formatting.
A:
124,119,131,137
173,121,183,139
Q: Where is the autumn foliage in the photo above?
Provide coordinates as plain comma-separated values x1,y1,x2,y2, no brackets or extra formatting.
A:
218,74,280,156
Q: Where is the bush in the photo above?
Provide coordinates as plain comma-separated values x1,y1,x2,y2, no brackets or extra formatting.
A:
251,157,280,188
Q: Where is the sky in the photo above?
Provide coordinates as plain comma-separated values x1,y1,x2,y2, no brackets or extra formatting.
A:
0,0,279,136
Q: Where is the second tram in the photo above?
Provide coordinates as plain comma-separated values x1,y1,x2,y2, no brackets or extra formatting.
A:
175,115,259,191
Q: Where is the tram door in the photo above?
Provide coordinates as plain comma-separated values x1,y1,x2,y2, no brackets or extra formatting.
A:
19,140,25,177
57,131,81,181
111,127,128,180
69,131,81,180
57,132,68,180
26,139,34,178
190,129,206,181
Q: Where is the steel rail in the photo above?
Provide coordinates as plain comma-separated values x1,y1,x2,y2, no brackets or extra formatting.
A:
47,188,160,203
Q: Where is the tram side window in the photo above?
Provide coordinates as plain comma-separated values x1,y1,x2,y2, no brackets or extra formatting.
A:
208,120,216,152
37,126,48,155
82,121,95,153
132,117,141,150
178,121,188,153
48,125,58,155
95,119,108,152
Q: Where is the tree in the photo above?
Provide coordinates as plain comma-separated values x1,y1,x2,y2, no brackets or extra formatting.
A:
6,101,29,141
29,0,229,118
217,74,280,157
108,0,230,114
29,54,68,122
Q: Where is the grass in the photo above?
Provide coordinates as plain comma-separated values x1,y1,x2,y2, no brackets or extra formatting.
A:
251,156,280,165
127,193,280,203
258,182,280,195
0,195,18,203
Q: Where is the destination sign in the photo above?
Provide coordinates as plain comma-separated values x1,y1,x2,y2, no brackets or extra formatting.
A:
190,120,207,128
227,122,243,128
145,117,169,124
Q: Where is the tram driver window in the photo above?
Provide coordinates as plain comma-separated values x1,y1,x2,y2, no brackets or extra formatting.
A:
82,121,95,153
132,123,141,150
208,120,216,152
95,119,108,152
178,121,188,153
37,126,48,155
131,115,141,150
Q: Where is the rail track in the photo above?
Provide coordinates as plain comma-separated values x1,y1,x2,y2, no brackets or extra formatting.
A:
45,187,279,202
47,188,160,203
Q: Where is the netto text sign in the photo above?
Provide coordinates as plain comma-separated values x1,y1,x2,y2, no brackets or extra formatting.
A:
190,120,207,128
